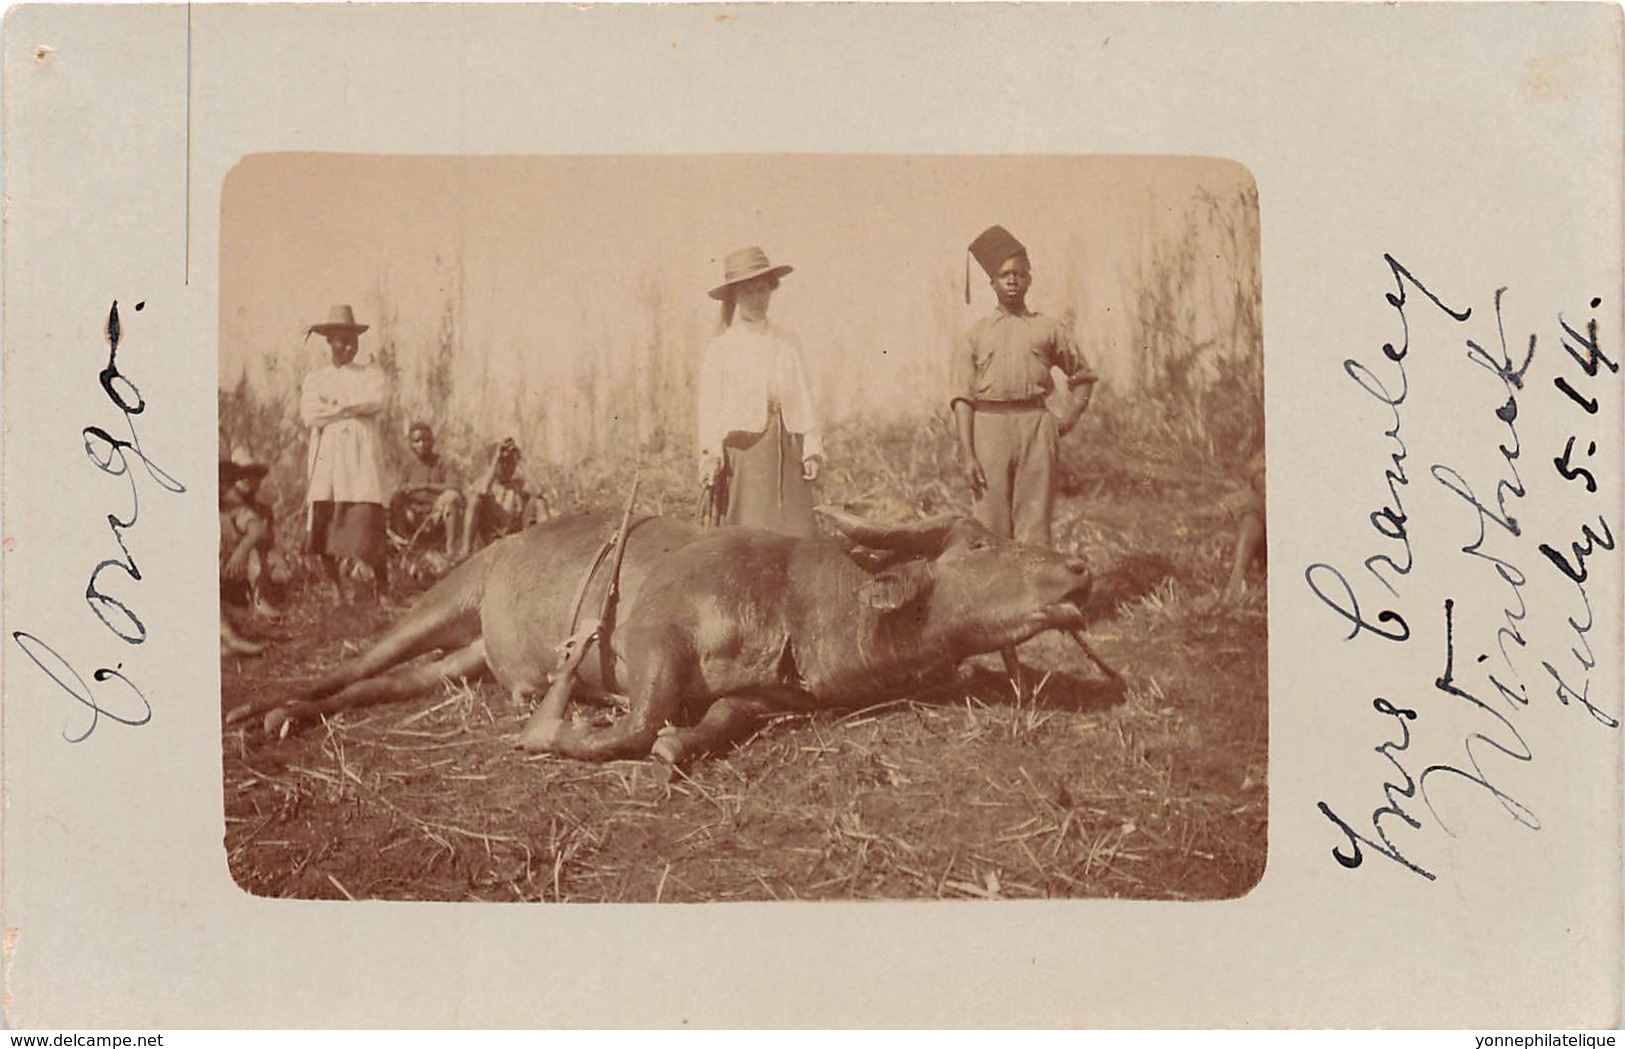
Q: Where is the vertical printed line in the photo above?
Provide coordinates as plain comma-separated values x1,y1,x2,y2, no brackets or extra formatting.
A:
185,1,193,285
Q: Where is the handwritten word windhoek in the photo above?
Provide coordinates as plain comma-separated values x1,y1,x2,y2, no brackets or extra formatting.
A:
10,301,184,741
1311,265,1619,880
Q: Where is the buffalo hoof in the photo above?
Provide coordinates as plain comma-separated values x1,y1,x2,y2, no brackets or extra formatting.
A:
651,726,685,766
263,707,294,736
516,716,564,753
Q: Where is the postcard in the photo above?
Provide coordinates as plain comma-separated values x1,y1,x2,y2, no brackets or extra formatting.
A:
3,1,1620,1029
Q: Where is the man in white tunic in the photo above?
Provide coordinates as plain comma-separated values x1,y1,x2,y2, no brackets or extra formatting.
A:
300,305,392,602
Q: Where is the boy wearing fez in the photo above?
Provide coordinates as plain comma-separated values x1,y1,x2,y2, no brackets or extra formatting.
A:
950,225,1097,547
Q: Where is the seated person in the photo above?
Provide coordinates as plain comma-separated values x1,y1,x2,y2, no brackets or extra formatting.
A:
462,437,535,558
1220,450,1267,602
389,422,464,557
219,446,289,655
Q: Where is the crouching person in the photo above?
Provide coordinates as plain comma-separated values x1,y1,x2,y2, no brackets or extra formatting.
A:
220,446,289,656
461,437,537,559
390,421,465,558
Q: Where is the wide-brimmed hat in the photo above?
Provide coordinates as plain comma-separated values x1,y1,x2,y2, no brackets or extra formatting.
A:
709,247,794,301
307,304,370,337
219,444,270,483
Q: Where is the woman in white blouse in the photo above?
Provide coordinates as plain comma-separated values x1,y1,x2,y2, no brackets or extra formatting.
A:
300,304,392,602
696,247,824,537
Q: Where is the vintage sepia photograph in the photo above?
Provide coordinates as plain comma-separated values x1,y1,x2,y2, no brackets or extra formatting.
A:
5,0,1620,1029
215,154,1266,903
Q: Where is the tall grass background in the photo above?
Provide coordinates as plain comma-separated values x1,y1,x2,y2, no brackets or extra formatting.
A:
218,156,1262,553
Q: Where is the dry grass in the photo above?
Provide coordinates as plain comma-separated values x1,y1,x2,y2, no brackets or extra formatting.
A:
221,411,1267,903
220,177,1265,902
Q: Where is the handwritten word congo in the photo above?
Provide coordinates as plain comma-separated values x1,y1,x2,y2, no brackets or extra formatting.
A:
10,301,185,741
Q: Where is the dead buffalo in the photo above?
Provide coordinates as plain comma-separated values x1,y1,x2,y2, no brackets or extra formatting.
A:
236,508,1094,764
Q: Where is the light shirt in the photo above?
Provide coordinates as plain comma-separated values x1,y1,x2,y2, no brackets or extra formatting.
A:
950,306,1089,406
696,318,825,462
300,362,391,505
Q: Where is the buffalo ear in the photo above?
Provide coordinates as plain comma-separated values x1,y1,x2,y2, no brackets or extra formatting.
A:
857,560,934,611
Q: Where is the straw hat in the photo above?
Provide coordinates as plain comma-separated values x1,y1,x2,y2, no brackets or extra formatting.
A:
307,304,370,337
709,247,794,301
219,444,270,483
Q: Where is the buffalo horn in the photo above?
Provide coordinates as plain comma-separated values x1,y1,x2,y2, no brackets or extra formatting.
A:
813,506,958,554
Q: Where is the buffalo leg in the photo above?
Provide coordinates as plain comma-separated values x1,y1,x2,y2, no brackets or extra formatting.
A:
301,601,481,702
224,562,489,727
517,644,687,761
515,688,669,760
303,549,492,701
264,639,489,734
650,696,780,766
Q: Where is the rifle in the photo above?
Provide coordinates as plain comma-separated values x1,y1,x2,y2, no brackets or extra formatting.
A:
699,459,728,527
529,471,642,729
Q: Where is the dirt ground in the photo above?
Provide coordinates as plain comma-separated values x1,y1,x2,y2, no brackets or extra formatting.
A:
221,468,1268,903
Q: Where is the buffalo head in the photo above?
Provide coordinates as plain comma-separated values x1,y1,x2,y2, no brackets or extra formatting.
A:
817,508,1092,655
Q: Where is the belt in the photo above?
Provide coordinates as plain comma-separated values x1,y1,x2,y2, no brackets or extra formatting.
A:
973,398,1045,412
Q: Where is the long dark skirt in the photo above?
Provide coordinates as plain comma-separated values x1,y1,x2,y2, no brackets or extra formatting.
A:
723,412,817,538
308,501,388,564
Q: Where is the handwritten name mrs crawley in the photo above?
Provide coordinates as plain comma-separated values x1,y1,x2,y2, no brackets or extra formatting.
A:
1309,260,1618,881
11,301,185,741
